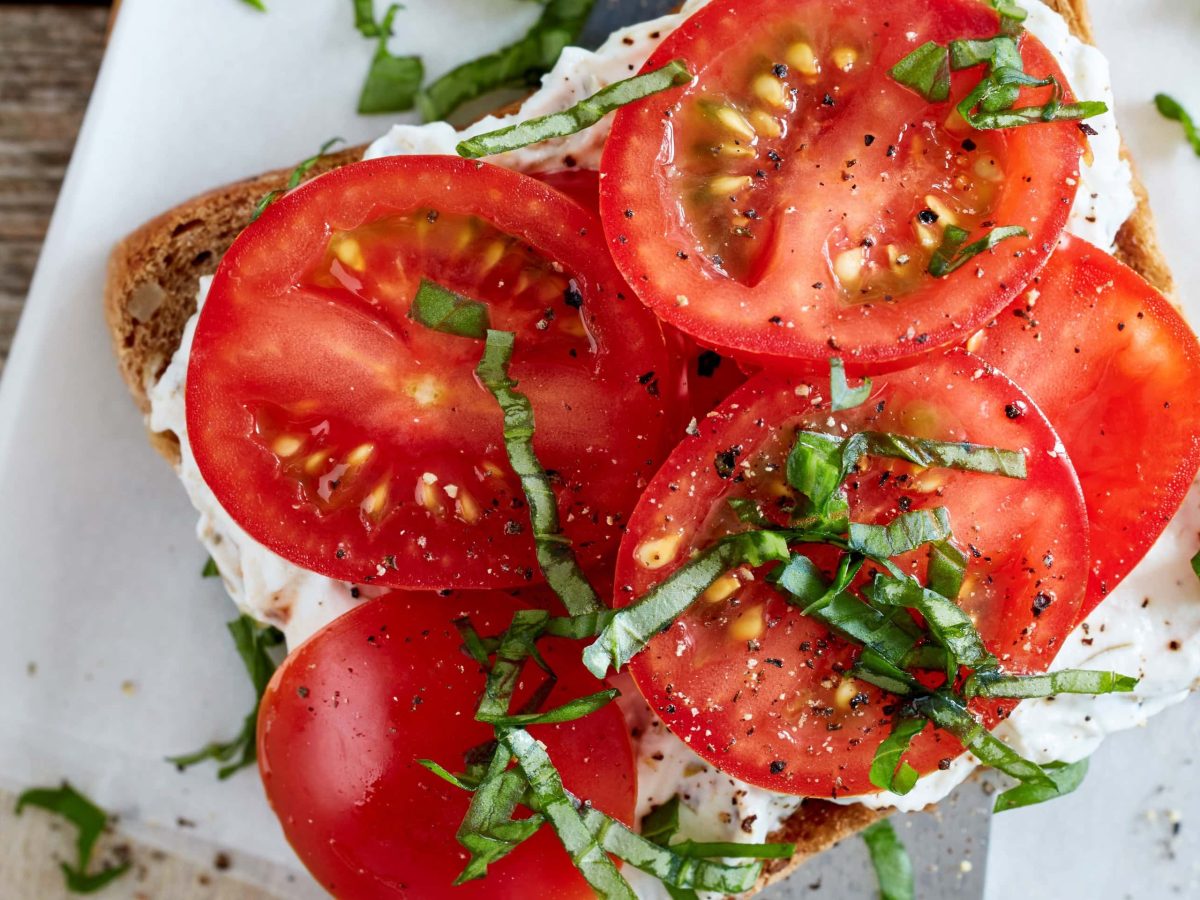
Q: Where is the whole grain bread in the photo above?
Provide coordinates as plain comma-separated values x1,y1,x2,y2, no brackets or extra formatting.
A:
102,0,1172,890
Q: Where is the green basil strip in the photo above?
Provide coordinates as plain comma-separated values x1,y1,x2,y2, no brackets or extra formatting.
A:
476,329,603,616
786,431,849,528
410,279,491,337
870,573,997,674
418,0,596,123
849,431,1027,479
912,691,1054,788
830,357,872,412
454,617,493,667
544,609,617,639
241,0,267,11
478,688,618,727
988,0,1029,26
16,783,132,894
458,59,692,158
166,615,284,779
641,795,683,846
352,0,379,36
869,717,926,795
417,758,478,791
965,98,1108,129
1190,547,1200,582
949,37,1024,110
505,729,635,899
861,820,914,900
928,224,1029,276
357,4,424,114
848,507,953,559
1156,93,1200,157
728,497,770,526
889,41,951,103
773,553,830,609
853,649,920,696
251,136,344,222
993,758,1089,813
582,531,791,678
201,556,219,578
573,806,767,892
669,840,796,860
475,609,551,723
455,751,544,884
822,592,928,670
928,539,968,599
963,668,1138,700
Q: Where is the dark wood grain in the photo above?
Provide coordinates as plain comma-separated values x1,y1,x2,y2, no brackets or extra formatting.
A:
0,4,108,371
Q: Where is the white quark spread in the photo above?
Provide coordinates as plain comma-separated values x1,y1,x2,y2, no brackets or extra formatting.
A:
148,0,1178,883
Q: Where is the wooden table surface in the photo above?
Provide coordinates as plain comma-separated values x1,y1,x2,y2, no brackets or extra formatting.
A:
0,5,276,897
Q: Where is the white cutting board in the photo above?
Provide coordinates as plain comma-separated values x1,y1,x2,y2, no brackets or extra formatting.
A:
0,0,1196,897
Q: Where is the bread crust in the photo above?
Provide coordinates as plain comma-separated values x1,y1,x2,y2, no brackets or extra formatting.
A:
100,0,1172,891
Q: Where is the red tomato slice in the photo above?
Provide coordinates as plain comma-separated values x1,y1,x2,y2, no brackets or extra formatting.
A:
258,590,636,899
615,351,1088,797
187,156,680,591
971,235,1200,622
534,168,601,213
600,0,1087,372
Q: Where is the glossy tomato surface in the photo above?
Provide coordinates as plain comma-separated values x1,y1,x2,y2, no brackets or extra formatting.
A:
972,235,1200,621
188,156,679,591
258,591,636,899
601,0,1087,372
615,351,1088,797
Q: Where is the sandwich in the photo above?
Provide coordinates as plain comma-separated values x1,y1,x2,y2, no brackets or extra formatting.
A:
103,0,1200,896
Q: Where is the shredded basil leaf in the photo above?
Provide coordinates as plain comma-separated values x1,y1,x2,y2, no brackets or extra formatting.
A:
669,840,795,860
929,224,1028,276
479,688,618,727
250,136,344,222
201,556,219,578
166,615,283,779
544,609,617,639
474,608,551,723
861,820,914,900
641,795,683,847
504,729,635,898
410,279,491,337
889,41,951,102
786,431,850,528
1192,548,1200,582
845,431,1027,479
418,0,596,123
457,59,692,158
870,573,997,675
912,690,1054,788
417,758,477,791
15,783,132,894
582,531,791,677
830,357,872,412
927,539,968,599
848,507,953,559
853,649,920,696
240,0,267,11
352,0,380,36
1156,94,1200,157
963,668,1138,700
728,497,771,526
358,4,424,114
454,751,544,883
476,329,603,616
956,60,1106,130
988,0,1028,26
993,758,1089,813
869,717,926,796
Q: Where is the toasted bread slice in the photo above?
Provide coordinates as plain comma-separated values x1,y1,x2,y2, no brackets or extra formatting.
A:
102,0,1172,890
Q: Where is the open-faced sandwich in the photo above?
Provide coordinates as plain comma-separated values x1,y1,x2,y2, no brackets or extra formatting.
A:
104,0,1200,896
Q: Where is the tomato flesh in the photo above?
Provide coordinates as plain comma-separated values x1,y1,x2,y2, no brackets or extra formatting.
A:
601,0,1087,371
258,591,636,899
615,351,1088,797
972,235,1200,622
188,157,679,590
